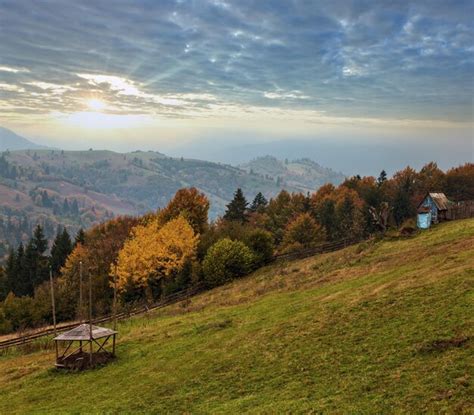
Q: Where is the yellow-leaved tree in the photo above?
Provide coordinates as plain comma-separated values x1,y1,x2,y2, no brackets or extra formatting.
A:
115,216,198,300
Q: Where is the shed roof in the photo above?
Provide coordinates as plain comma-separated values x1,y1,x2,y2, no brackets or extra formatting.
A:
53,324,117,341
418,192,450,211
428,193,450,210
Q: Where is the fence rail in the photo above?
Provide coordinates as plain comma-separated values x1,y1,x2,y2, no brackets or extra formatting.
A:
0,285,204,351
446,201,474,221
0,237,365,351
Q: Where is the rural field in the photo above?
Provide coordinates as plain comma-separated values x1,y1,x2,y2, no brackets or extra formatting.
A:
1,219,473,413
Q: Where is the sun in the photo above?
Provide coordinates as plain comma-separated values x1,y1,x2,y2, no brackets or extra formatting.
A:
87,98,106,111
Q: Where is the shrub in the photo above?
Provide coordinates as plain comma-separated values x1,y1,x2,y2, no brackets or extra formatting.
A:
244,229,274,267
202,238,256,287
399,218,418,236
2,293,36,331
0,307,12,335
281,213,326,252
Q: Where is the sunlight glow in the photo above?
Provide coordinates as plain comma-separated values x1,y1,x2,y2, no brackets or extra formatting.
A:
87,99,106,111
61,111,150,129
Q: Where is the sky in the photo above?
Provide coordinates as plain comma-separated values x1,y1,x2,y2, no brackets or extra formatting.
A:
0,0,473,172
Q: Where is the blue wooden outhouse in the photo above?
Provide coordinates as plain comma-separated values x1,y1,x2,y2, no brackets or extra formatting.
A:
417,193,450,228
417,207,431,229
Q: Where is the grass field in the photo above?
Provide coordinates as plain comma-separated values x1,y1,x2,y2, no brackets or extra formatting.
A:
1,219,473,414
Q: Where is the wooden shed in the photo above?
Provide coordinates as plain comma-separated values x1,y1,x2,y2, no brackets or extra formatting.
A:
417,192,451,224
53,323,117,370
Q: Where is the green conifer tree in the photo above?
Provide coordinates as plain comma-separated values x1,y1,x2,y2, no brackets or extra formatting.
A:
224,188,248,223
75,228,86,246
249,192,268,213
50,228,73,276
32,225,48,255
20,241,37,296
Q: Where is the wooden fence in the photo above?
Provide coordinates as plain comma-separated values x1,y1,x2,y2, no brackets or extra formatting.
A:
446,201,474,221
0,237,365,351
0,285,205,351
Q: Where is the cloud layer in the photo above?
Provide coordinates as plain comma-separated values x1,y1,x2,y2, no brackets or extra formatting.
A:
0,0,473,128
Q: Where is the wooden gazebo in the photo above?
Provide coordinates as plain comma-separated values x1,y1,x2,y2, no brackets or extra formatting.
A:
53,323,117,370
49,261,119,370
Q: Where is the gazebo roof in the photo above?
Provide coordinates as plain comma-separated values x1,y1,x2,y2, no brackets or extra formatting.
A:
54,324,117,341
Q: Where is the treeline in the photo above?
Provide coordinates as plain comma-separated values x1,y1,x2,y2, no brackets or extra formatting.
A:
0,226,84,333
0,162,472,334
0,214,61,259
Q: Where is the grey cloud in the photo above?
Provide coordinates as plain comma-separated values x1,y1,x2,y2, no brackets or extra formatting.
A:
0,0,472,122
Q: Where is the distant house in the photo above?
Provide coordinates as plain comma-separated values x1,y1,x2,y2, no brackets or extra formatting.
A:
417,193,451,227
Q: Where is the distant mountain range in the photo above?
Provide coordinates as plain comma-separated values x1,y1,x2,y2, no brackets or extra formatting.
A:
0,126,46,151
0,138,345,259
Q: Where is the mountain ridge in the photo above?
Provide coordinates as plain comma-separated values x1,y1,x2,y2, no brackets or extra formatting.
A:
0,148,345,258
0,126,47,151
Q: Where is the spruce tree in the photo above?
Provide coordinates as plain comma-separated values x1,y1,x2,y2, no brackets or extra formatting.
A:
71,199,80,216
32,225,48,255
377,170,387,186
30,225,49,290
21,242,35,296
75,228,86,246
224,188,248,223
63,198,70,214
249,192,268,213
50,228,73,276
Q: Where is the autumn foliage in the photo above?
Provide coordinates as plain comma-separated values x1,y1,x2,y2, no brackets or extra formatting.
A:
158,187,209,234
115,216,198,299
0,164,473,334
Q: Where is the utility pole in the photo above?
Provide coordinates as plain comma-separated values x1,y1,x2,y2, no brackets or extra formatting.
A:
79,260,83,352
49,265,58,361
88,268,93,366
113,263,118,356
79,261,83,323
49,265,57,336
113,263,118,332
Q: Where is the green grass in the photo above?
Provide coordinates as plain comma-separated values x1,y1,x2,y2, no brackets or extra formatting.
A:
1,220,473,414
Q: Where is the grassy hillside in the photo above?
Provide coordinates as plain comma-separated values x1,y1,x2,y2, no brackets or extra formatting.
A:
1,219,473,413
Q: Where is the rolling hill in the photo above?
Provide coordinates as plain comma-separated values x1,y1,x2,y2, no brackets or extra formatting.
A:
240,155,345,193
1,219,472,413
0,148,345,258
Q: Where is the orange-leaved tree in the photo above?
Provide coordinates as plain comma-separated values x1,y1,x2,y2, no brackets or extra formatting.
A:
59,216,141,317
281,212,326,253
158,187,209,234
115,216,198,300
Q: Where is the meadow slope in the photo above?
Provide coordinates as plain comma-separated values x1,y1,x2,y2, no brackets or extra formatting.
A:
1,219,473,414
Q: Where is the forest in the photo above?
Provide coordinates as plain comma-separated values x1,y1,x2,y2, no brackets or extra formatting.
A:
0,161,472,335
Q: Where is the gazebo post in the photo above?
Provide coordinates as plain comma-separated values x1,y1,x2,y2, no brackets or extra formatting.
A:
52,264,118,370
113,263,118,332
